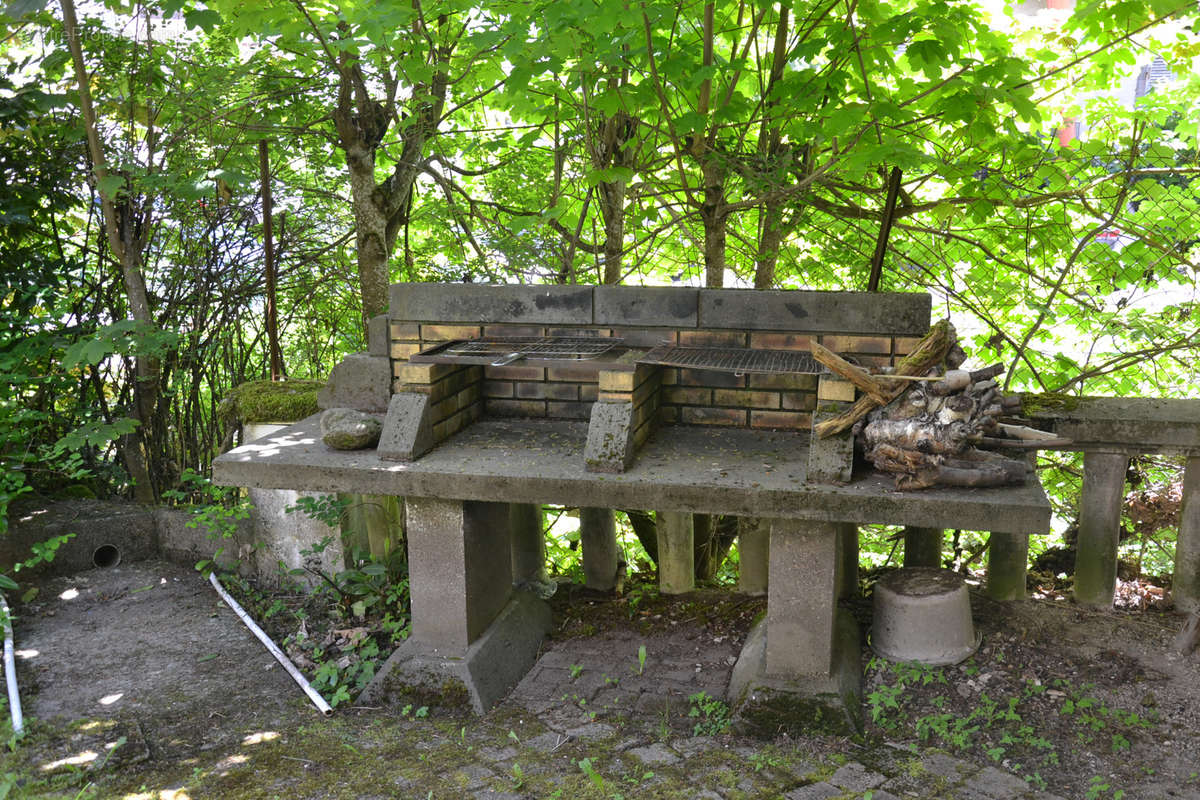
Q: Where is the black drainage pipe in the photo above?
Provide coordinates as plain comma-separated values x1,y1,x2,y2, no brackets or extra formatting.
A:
92,544,121,569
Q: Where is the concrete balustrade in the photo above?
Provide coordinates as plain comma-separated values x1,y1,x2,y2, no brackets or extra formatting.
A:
657,511,695,594
737,517,770,595
580,507,620,591
1174,457,1200,613
509,503,547,585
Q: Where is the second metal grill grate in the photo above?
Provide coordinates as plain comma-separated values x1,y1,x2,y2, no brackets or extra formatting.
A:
639,345,832,375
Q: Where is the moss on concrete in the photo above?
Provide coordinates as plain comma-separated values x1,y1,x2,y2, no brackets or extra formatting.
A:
1020,392,1081,417
221,379,325,424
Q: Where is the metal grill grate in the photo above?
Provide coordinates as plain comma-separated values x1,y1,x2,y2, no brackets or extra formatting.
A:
411,336,626,366
640,345,831,375
442,336,621,359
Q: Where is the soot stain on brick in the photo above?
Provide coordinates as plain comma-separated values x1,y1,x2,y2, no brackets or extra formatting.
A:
667,294,695,319
501,300,527,318
533,290,591,311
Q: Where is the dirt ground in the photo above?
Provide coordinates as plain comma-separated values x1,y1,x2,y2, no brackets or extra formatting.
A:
0,553,1198,798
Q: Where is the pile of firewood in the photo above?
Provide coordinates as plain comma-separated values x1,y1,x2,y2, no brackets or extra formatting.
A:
813,321,1069,490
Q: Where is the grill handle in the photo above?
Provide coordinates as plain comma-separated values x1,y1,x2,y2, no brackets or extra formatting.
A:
491,352,525,366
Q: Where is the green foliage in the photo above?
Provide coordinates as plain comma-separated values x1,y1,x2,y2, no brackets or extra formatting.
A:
0,0,1197,593
262,498,413,705
688,691,733,736
576,757,605,790
162,470,252,575
286,496,351,529
865,657,1156,793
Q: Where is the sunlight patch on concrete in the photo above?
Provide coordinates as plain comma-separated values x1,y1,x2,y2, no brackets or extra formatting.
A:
241,730,280,745
40,750,98,771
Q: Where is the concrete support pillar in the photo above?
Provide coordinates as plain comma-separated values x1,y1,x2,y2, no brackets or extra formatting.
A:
987,532,1029,602
657,511,695,594
405,498,512,653
509,503,546,585
903,526,943,568
766,519,840,676
737,517,769,596
1074,451,1129,610
838,524,859,598
580,507,619,591
1172,456,1200,613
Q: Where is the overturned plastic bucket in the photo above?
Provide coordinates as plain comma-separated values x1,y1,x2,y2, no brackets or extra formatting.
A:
872,567,980,666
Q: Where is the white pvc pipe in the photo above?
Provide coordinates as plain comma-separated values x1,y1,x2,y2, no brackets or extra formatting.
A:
207,572,333,716
1,594,23,735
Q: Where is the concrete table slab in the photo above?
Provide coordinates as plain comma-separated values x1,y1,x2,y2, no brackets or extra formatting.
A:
214,415,1050,533
214,415,1051,717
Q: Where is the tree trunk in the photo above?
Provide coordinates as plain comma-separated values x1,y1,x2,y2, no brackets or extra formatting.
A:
753,7,790,291
596,100,634,285
62,0,158,503
694,514,739,581
332,48,447,328
259,140,284,380
755,200,785,289
346,148,392,323
700,158,727,288
599,177,627,285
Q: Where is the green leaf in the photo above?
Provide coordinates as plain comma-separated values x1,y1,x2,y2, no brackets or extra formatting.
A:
2,0,48,20
96,175,125,201
40,49,71,77
0,574,17,591
183,8,222,32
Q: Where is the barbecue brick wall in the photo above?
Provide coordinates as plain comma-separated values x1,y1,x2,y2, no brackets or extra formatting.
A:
387,285,929,432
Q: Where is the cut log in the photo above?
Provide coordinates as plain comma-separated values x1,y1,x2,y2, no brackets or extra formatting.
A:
928,370,970,396
977,436,1074,450
810,342,893,405
997,423,1061,441
815,319,955,438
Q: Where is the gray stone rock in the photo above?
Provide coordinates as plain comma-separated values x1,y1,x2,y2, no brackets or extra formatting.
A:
320,407,382,450
316,352,390,412
521,732,566,753
829,761,886,792
627,743,681,766
961,765,1034,799
783,782,842,800
564,722,615,740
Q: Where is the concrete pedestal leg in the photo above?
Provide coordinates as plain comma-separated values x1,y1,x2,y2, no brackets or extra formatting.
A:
838,524,859,598
903,526,943,568
766,519,840,676
727,518,861,733
986,532,1029,602
510,503,546,585
362,497,551,713
1172,456,1200,613
737,517,769,596
657,511,695,594
580,507,619,590
1074,452,1129,609
406,498,513,652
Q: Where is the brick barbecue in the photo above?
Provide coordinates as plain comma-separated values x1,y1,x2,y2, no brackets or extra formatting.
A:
367,283,929,475
218,283,1052,720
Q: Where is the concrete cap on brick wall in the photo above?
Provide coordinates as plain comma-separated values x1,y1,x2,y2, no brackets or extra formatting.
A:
593,286,698,327
698,289,931,334
389,283,593,324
